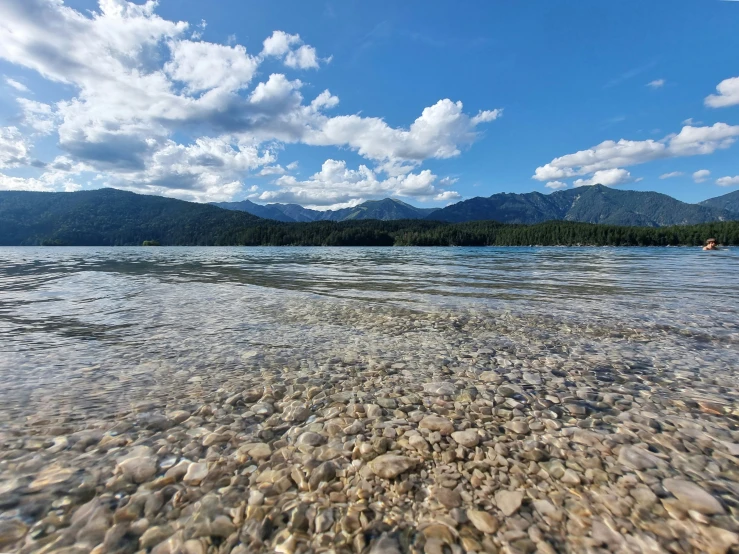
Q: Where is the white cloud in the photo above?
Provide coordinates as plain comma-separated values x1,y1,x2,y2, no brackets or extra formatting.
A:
307,100,502,166
17,98,59,135
716,175,739,187
705,76,739,108
165,40,258,93
573,168,638,187
4,77,29,92
693,169,710,183
259,165,286,176
261,31,326,70
0,0,499,202
286,161,299,171
545,180,568,190
285,45,319,70
533,123,739,183
0,127,31,168
0,155,87,192
659,171,683,179
434,191,461,202
261,31,301,57
100,135,275,202
259,159,458,207
647,79,665,89
310,90,339,111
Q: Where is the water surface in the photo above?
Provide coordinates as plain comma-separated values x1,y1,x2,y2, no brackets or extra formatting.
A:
1,246,737,425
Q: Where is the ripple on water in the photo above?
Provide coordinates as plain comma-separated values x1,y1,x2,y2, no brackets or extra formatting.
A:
0,246,737,422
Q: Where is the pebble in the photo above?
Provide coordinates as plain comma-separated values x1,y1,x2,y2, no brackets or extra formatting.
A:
0,520,27,547
2,296,738,554
618,446,661,470
467,510,499,534
118,456,157,484
451,429,479,448
368,454,417,479
183,462,208,485
495,490,523,516
662,478,725,515
419,416,454,435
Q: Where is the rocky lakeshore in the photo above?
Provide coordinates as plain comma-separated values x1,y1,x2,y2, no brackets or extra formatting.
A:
1,305,738,554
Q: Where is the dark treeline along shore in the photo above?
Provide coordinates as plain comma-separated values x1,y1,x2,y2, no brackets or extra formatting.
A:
1,188,738,247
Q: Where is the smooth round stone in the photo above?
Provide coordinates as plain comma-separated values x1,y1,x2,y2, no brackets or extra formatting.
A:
451,430,480,448
296,432,326,447
419,416,454,435
423,382,456,396
28,465,76,491
282,403,310,422
0,520,27,547
118,457,157,484
662,479,725,515
506,421,530,434
618,446,660,470
368,454,417,479
183,462,209,485
252,403,274,416
433,487,462,509
467,510,499,534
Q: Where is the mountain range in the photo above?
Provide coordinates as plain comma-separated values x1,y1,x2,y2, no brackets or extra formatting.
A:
1,185,738,246
216,185,738,227
699,189,739,214
212,197,438,222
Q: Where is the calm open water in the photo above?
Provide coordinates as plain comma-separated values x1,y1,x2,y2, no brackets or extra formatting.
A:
1,246,737,426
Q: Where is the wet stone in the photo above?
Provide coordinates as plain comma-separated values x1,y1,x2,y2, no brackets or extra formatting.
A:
419,416,454,435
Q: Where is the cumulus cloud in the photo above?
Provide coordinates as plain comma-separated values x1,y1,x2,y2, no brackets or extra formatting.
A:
258,159,458,208
306,101,502,165
165,40,259,93
4,77,29,92
0,127,31,168
545,181,568,190
0,154,88,192
533,123,739,183
285,45,319,70
261,31,301,57
434,190,461,202
0,0,498,202
261,31,326,70
705,76,739,108
716,175,739,187
692,169,710,183
573,168,639,187
17,99,59,135
259,165,286,176
647,79,665,89
101,136,275,202
659,171,683,179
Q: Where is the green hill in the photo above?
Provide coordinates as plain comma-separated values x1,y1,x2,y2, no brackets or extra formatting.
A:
0,188,261,246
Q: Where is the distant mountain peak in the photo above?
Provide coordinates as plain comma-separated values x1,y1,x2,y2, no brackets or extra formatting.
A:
215,196,439,222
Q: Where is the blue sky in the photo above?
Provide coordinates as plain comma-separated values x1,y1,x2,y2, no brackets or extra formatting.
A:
0,0,738,208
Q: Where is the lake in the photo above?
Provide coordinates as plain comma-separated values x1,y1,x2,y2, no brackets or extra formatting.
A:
1,247,738,553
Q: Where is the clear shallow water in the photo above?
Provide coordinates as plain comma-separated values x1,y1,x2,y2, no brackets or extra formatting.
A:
1,246,738,425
